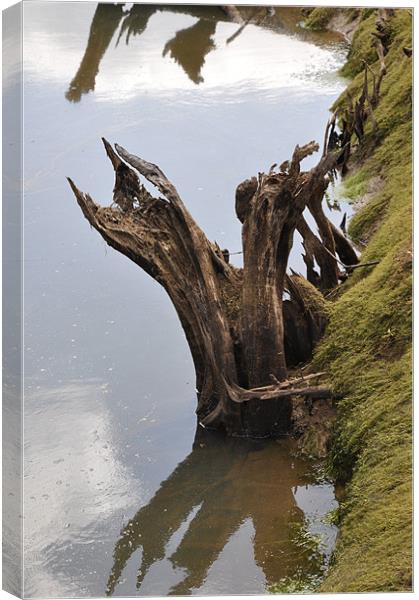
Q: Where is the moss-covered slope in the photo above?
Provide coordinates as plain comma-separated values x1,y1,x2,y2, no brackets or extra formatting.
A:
314,9,412,592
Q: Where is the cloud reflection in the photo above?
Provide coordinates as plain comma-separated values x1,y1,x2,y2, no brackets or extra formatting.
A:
24,381,141,597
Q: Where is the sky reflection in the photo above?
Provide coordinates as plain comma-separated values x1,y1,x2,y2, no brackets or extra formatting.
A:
23,3,346,103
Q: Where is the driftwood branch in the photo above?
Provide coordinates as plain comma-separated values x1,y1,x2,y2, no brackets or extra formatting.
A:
321,242,378,271
224,380,332,404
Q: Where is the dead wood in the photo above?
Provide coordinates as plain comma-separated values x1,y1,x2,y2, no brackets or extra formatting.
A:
283,273,329,365
297,215,342,291
337,10,389,173
69,137,341,437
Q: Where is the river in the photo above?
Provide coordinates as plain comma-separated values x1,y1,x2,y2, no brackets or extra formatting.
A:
18,3,350,596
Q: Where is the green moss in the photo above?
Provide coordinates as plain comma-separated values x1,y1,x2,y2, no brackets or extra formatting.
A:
319,354,412,592
360,8,376,22
290,274,330,321
304,7,336,30
313,8,412,592
340,12,379,77
219,267,243,324
304,7,360,32
338,169,369,202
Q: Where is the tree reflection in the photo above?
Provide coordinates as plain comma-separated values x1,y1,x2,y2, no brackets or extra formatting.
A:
115,3,157,46
66,3,125,102
66,4,281,102
106,428,326,596
163,19,217,85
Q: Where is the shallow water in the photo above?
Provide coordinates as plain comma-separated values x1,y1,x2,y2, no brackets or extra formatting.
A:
14,2,351,596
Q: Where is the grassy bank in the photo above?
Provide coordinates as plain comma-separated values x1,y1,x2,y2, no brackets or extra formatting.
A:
312,9,412,592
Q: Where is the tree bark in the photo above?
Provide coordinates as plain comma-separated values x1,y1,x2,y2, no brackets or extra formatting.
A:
68,138,342,437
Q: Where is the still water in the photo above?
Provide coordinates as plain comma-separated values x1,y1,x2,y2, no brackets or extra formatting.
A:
18,3,350,596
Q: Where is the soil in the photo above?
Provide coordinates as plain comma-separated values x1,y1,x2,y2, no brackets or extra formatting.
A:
291,396,336,458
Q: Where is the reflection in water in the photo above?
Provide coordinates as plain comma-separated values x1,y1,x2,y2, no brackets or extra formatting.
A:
106,428,331,596
66,3,125,102
225,7,273,46
163,19,217,85
66,3,343,101
67,3,226,97
116,3,157,45
23,382,143,598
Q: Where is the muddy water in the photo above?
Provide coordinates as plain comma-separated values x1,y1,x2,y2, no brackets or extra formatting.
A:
18,3,350,597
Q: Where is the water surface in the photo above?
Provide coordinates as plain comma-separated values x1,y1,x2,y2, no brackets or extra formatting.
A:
18,3,349,596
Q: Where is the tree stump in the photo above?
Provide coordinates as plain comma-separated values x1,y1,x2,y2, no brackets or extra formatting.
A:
68,137,345,437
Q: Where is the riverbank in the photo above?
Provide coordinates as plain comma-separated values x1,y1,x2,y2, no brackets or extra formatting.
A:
307,8,412,592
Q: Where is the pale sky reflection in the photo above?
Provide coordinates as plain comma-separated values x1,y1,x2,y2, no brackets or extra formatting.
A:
24,381,143,597
23,6,345,104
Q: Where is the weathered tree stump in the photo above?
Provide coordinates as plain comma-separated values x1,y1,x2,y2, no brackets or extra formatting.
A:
68,136,347,437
